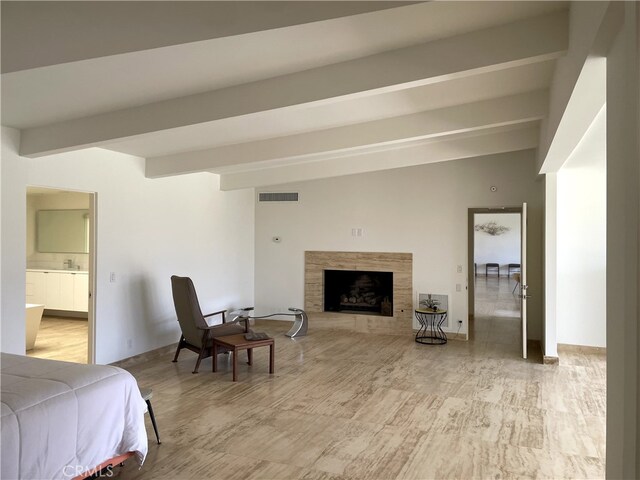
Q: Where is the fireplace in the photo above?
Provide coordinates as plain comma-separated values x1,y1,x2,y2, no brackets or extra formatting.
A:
305,251,413,334
324,270,393,316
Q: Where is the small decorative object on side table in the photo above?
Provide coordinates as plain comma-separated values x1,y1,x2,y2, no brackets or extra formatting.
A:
419,296,440,311
244,331,270,341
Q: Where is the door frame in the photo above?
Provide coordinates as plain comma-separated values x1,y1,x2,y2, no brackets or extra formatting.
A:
87,192,97,364
26,186,97,364
467,206,523,323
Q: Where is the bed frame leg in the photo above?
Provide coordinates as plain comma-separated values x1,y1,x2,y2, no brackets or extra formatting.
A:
145,399,161,445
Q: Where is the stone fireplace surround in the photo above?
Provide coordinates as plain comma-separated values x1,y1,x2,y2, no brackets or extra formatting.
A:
304,251,413,335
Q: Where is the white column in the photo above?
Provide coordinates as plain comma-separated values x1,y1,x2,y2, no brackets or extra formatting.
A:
543,173,558,359
605,2,639,478
0,127,27,355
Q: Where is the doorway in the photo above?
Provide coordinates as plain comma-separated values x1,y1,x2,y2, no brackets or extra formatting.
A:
468,208,523,354
25,186,96,364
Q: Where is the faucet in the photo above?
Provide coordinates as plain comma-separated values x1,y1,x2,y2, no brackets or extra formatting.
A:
64,259,73,269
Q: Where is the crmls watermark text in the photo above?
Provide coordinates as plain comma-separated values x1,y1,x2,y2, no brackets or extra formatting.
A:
63,464,114,478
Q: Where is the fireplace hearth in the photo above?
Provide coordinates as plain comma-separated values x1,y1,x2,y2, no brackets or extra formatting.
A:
324,269,393,316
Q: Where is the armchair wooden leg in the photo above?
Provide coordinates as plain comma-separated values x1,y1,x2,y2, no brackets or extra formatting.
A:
172,336,184,363
232,348,238,382
247,348,253,365
193,349,206,374
269,343,275,374
193,330,213,374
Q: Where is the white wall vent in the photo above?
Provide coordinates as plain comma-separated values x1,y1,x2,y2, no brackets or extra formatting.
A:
416,293,450,328
258,192,299,202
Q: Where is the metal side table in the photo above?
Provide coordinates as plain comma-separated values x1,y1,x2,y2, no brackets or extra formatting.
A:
415,308,448,345
228,307,308,338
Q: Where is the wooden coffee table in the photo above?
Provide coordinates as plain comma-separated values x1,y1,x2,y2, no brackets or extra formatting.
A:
212,333,274,381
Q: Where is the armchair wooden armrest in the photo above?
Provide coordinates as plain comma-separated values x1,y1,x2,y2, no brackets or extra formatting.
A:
203,309,227,323
236,307,254,332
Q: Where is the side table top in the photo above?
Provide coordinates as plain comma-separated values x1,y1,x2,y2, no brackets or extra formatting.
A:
415,308,447,315
212,333,274,348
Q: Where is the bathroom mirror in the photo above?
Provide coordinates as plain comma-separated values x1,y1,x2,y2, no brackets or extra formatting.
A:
36,209,89,253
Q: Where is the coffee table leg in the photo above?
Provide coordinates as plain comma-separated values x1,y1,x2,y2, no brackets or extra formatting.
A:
212,343,217,372
232,347,237,382
247,347,253,365
269,342,274,374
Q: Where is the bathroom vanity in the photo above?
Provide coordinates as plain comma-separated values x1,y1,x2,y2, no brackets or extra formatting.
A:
26,269,88,312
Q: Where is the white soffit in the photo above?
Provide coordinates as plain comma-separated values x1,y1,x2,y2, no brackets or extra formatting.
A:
539,56,606,174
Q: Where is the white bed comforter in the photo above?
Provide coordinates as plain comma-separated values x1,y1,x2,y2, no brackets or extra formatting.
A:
1,353,148,480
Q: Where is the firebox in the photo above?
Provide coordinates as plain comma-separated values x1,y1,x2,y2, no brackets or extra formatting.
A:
323,270,393,316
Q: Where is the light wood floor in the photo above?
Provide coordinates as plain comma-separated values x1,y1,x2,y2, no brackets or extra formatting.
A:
27,316,88,364
473,274,521,319
472,275,522,346
117,293,606,479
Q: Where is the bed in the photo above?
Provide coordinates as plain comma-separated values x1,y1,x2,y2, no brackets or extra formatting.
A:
1,353,148,479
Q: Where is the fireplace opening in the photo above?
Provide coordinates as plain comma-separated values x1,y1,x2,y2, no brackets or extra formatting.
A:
323,270,393,316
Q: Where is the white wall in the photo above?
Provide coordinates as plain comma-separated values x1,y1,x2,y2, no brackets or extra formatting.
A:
1,127,255,363
556,107,606,348
604,3,639,477
473,213,520,276
254,149,544,339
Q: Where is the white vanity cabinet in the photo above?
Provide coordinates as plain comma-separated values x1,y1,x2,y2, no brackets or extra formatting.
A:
73,273,89,311
26,270,88,312
26,271,45,304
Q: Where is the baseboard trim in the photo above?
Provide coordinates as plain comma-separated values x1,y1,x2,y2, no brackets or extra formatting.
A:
447,332,469,341
111,343,176,368
44,309,88,319
543,355,559,365
558,343,606,354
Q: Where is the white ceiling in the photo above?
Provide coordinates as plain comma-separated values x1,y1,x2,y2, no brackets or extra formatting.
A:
1,1,569,190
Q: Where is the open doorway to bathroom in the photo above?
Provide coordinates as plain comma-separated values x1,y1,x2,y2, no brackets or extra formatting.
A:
468,208,522,354
25,186,96,364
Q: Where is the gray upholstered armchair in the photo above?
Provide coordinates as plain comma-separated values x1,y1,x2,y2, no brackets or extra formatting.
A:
170,275,249,373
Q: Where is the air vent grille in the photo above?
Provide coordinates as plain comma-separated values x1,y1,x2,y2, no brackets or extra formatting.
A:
417,293,449,328
258,192,299,202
